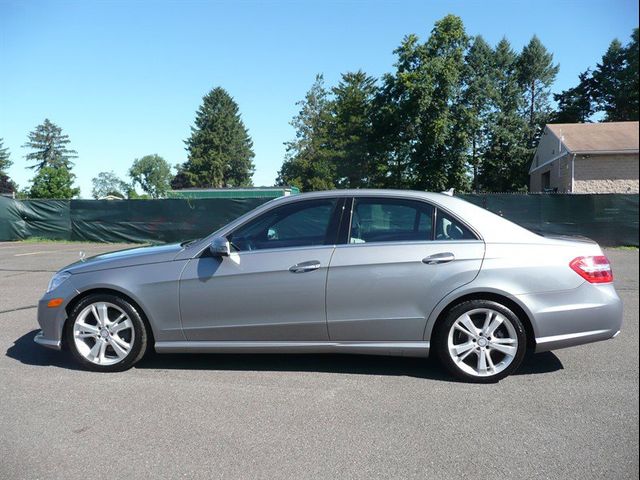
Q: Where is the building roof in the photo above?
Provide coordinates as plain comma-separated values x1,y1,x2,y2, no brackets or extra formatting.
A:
547,121,639,154
167,186,299,199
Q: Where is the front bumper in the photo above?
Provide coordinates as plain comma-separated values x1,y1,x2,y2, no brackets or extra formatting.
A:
517,282,623,353
34,331,62,350
33,279,78,351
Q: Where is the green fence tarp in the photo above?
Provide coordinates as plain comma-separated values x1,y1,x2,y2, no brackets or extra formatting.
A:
0,194,638,246
460,194,639,246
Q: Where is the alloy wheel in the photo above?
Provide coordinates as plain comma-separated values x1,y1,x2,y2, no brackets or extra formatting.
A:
72,302,135,366
446,308,518,378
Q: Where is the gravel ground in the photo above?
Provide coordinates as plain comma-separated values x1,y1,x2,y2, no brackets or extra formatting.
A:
0,242,638,479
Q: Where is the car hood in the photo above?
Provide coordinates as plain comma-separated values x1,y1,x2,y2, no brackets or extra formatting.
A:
63,243,185,274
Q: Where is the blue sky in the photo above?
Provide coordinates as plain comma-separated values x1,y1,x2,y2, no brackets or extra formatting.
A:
1,0,638,197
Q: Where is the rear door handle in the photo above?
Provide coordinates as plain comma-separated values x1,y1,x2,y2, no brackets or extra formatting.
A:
422,252,455,265
289,260,321,273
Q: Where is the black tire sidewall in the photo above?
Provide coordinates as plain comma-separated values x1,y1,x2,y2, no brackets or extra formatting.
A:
435,300,527,383
65,293,147,372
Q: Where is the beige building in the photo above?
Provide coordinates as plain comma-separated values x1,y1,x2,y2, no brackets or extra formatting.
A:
529,121,639,193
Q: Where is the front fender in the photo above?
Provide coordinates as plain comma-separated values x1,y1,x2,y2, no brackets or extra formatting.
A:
69,260,188,343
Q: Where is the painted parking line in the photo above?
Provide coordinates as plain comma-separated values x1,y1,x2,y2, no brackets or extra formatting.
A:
14,251,54,257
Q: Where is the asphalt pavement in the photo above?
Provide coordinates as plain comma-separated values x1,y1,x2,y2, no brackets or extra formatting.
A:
0,242,638,479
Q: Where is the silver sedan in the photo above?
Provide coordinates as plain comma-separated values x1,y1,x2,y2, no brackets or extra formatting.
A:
34,190,623,382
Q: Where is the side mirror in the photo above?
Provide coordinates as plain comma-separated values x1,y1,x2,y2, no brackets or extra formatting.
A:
209,236,231,257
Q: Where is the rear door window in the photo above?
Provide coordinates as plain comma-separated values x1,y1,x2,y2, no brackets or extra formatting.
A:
349,198,434,244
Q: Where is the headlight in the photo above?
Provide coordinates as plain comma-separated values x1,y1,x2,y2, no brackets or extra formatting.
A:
47,271,71,293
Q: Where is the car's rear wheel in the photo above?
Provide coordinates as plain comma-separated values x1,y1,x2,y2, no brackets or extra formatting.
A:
65,293,148,372
435,300,527,383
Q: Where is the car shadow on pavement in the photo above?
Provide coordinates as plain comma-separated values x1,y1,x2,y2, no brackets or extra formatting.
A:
6,330,84,371
8,329,564,381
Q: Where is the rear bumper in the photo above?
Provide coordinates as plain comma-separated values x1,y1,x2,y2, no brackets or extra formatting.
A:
517,282,623,353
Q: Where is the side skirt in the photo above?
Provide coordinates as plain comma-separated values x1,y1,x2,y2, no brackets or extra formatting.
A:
154,341,430,358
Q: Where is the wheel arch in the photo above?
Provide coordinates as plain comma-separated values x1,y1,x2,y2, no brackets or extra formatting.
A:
63,287,156,350
425,290,537,351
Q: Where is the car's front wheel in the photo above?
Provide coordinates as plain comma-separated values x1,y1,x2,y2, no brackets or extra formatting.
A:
435,300,527,383
65,293,148,372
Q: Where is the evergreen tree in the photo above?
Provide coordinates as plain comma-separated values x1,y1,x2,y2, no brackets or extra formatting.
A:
482,39,530,191
22,119,78,171
0,138,12,174
0,138,17,195
182,87,255,188
277,75,336,191
622,28,639,120
330,71,378,188
552,70,594,123
374,34,423,188
29,166,80,199
592,39,626,121
517,36,559,147
592,31,639,121
462,36,494,191
129,154,172,198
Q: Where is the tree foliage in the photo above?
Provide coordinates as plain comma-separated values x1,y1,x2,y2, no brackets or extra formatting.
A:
462,36,495,191
554,28,638,123
180,87,255,188
330,71,378,188
29,166,80,199
129,154,172,198
481,39,530,192
0,138,12,174
91,171,130,199
22,119,78,171
277,75,336,191
517,36,559,148
277,19,637,193
552,70,594,123
0,138,16,195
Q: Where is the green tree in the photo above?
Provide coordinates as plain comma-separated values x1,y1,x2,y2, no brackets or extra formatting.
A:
182,87,255,188
0,138,17,195
517,36,559,147
22,119,78,171
129,154,172,198
0,138,12,174
91,171,130,199
462,36,494,191
29,166,80,199
277,75,336,191
330,71,378,188
481,38,530,191
552,70,595,123
592,30,639,121
622,28,639,120
379,15,470,191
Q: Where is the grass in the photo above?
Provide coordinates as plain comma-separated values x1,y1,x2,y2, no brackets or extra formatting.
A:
609,245,639,251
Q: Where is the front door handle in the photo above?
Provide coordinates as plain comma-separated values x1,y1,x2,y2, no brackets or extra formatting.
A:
289,260,321,273
422,252,455,265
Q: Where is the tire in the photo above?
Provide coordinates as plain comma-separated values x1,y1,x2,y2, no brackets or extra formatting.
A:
65,293,148,372
434,300,527,383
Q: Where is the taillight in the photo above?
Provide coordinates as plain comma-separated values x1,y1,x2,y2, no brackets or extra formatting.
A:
569,256,613,284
